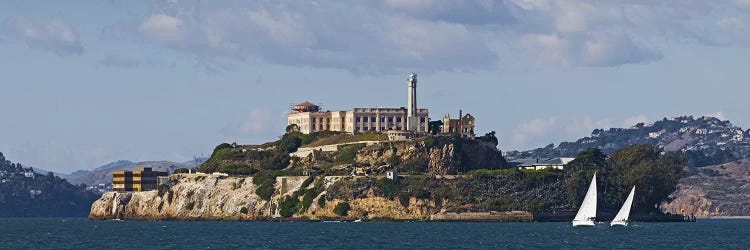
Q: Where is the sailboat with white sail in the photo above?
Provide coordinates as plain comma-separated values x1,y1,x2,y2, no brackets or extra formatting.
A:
611,186,636,227
572,173,597,227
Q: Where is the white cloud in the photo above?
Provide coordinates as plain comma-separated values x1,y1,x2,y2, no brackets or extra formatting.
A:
239,109,272,133
1,17,83,56
522,32,662,66
139,14,186,43
511,0,550,11
100,0,750,72
566,116,612,136
217,108,280,143
512,117,557,146
623,114,649,127
553,0,597,33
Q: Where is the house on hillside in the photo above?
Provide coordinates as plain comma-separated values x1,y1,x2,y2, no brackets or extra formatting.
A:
509,158,576,170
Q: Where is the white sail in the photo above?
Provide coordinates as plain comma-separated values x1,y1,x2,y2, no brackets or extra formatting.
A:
611,186,636,227
572,173,597,227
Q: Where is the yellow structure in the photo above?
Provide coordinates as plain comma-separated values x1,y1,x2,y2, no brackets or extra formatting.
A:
112,167,168,192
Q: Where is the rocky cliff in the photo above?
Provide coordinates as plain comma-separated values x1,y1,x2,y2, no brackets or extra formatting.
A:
662,158,750,217
352,137,506,174
90,173,536,221
89,174,434,221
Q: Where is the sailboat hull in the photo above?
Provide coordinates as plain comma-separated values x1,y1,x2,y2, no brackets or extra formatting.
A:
572,220,595,227
610,221,628,227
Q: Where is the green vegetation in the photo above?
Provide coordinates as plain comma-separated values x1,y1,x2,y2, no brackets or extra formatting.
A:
398,193,410,207
387,151,401,167
240,207,249,214
197,130,304,175
317,195,327,207
564,148,607,207
301,188,319,211
252,171,282,201
278,196,300,218
336,143,366,164
476,131,499,147
468,168,519,176
304,133,387,147
564,145,685,212
300,175,315,189
605,145,685,211
220,163,257,176
399,156,429,173
375,178,400,199
423,135,437,148
300,131,341,145
275,175,326,218
173,168,190,174
333,202,351,216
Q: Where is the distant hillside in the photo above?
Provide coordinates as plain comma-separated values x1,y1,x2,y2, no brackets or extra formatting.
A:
67,160,201,189
506,115,750,167
504,115,750,216
0,152,99,217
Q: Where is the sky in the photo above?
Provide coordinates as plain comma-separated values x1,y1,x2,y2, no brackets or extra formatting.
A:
1,0,749,173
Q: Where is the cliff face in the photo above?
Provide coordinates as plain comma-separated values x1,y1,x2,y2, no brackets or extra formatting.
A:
91,175,277,220
354,138,506,174
661,158,750,217
89,173,533,221
90,174,434,221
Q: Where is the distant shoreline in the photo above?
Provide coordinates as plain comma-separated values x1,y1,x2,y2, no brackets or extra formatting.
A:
701,216,750,219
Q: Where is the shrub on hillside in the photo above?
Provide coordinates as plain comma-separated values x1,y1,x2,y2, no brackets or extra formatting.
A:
317,196,327,207
375,178,400,199
173,168,190,174
333,202,351,216
279,196,300,218
335,143,366,164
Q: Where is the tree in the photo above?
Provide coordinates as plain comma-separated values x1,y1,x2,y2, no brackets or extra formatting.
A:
606,145,685,212
564,148,607,207
476,131,498,147
286,124,300,133
333,202,351,216
279,132,302,153
428,120,443,135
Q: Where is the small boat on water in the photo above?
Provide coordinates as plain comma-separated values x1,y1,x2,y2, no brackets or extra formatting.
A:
572,173,597,227
611,186,636,227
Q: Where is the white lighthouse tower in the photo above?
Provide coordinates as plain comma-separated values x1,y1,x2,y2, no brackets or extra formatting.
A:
407,73,418,132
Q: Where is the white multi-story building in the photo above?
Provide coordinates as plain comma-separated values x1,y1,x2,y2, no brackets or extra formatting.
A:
288,74,429,135
288,104,429,134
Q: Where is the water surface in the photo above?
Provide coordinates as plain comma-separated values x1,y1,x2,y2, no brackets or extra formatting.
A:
1,218,747,249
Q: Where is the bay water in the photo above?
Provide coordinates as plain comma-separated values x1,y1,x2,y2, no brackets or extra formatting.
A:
1,218,748,249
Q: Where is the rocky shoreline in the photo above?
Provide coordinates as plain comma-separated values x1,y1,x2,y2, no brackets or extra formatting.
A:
89,174,689,222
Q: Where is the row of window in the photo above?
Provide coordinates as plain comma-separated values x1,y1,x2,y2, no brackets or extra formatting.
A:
353,123,428,132
355,116,427,123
